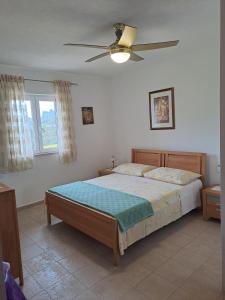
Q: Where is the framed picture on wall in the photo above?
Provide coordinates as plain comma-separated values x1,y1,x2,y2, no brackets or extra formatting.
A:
149,87,175,130
82,107,94,125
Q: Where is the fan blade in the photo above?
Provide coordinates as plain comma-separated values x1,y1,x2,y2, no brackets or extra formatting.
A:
85,52,110,62
132,40,179,52
64,43,108,49
129,52,144,62
117,25,137,47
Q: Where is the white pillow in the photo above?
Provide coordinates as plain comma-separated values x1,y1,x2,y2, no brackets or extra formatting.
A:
113,163,156,177
144,167,201,185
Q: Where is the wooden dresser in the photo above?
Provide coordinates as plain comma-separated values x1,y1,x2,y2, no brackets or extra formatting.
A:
0,182,23,285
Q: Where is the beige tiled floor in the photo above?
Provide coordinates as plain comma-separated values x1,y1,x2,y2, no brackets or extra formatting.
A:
17,203,223,300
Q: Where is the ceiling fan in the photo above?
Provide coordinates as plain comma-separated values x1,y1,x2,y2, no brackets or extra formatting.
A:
64,23,179,64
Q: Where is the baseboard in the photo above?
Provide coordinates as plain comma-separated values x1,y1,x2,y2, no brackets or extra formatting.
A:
17,200,44,210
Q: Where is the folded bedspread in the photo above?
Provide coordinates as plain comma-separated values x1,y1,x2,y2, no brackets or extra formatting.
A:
48,181,154,232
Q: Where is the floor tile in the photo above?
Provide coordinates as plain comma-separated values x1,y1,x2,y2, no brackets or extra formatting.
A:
110,262,150,286
24,251,59,274
23,265,31,279
20,233,36,249
45,242,78,260
21,276,43,299
74,260,112,288
30,290,52,300
181,239,216,258
167,288,195,300
21,243,44,261
91,274,132,300
136,248,169,271
47,274,86,299
172,249,207,271
34,261,70,290
136,273,177,300
75,290,101,300
175,219,208,238
181,265,221,300
155,259,195,286
58,251,93,273
151,240,181,258
160,231,193,248
117,287,153,300
17,203,222,300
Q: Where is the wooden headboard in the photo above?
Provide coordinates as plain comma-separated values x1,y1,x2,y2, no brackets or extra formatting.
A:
132,149,164,167
132,149,206,182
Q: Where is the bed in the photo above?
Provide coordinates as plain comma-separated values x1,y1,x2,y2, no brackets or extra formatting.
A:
45,149,206,265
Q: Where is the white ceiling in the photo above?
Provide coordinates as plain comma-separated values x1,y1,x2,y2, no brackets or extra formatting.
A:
0,0,219,75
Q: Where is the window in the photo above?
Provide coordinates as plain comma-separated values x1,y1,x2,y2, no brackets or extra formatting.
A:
25,94,58,154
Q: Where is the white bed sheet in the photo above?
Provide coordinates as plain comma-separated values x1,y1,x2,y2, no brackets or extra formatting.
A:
86,173,202,254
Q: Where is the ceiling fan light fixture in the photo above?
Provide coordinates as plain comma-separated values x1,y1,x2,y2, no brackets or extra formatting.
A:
110,48,131,63
64,23,179,64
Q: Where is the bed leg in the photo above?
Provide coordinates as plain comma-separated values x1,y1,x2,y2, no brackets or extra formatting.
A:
45,193,51,225
47,211,51,225
112,247,120,266
112,221,120,266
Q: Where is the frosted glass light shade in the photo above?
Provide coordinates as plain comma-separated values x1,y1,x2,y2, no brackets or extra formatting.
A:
110,52,130,63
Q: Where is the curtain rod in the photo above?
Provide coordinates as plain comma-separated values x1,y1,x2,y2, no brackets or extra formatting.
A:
24,78,78,86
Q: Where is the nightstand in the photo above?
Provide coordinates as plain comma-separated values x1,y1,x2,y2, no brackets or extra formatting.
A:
202,186,221,221
98,168,114,177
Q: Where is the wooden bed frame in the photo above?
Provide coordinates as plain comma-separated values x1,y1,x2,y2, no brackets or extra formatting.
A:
45,149,206,265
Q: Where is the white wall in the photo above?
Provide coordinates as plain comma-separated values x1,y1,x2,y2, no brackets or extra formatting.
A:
0,12,220,206
0,64,113,207
109,40,220,185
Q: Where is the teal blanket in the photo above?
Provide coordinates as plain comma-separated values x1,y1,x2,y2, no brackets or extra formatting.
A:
48,181,154,232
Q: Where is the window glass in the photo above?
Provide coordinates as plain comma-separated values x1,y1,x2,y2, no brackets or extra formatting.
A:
25,95,58,154
39,100,58,151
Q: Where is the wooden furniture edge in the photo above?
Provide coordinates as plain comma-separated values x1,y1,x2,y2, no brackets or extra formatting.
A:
202,187,221,221
132,148,164,167
11,189,24,286
0,236,6,300
132,148,206,185
98,168,114,177
45,191,120,265
202,189,209,221
0,185,23,286
202,186,221,196
164,151,206,185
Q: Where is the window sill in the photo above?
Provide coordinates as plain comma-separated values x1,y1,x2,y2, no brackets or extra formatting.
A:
34,151,58,157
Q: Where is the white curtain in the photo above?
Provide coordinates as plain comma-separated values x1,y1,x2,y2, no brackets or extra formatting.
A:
0,75,33,172
54,80,76,163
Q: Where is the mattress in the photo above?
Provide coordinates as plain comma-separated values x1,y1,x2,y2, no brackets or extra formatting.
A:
87,173,202,254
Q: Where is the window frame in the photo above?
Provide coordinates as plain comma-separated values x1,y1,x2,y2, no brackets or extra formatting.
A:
25,93,58,156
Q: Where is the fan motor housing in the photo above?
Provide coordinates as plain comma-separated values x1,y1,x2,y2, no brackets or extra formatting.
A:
113,23,125,40
110,47,130,55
